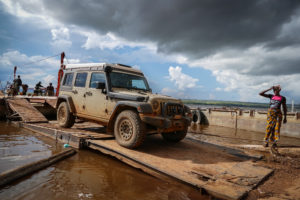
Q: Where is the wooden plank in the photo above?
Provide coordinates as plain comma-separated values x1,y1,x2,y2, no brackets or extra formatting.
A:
40,122,113,140
45,99,57,109
6,98,48,123
20,122,114,148
87,136,273,200
29,99,46,104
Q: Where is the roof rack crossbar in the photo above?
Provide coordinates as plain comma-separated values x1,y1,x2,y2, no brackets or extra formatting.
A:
117,63,132,68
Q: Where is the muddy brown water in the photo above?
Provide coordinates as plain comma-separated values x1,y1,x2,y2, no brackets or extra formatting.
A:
0,122,63,173
0,122,208,200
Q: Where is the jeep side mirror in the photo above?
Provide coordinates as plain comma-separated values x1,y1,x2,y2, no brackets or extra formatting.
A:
96,82,106,89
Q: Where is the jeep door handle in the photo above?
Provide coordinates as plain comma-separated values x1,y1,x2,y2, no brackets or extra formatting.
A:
72,90,78,94
85,91,93,96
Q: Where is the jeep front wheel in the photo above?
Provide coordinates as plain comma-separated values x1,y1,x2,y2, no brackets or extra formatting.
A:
161,130,187,142
57,102,75,128
114,110,146,149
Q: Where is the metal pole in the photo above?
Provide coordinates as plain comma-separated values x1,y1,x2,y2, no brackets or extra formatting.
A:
56,52,65,96
13,66,17,80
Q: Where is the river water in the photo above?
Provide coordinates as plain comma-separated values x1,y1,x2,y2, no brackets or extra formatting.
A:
0,122,207,200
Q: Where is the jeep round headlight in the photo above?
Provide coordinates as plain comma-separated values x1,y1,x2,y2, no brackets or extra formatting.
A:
152,100,159,110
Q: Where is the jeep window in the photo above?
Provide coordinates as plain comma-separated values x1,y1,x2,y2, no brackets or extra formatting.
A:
74,72,87,87
63,73,74,86
110,72,150,91
90,72,106,88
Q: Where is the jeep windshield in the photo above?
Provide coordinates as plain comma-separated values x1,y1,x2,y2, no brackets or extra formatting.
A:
110,72,150,91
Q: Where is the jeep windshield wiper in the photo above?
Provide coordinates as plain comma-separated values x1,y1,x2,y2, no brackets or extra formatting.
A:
113,86,131,90
113,86,149,92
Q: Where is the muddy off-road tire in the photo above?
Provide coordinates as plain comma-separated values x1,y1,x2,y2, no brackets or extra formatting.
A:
161,130,187,142
57,102,75,128
114,110,146,149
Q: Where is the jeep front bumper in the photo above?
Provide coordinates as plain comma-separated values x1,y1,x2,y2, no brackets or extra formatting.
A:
139,114,191,132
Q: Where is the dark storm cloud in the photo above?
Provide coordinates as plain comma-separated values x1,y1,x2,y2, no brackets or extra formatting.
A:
41,0,300,55
27,0,300,76
244,59,300,76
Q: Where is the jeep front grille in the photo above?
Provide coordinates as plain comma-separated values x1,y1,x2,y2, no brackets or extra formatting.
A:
162,103,184,117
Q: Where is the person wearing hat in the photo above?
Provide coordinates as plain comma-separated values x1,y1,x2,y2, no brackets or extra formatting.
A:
259,85,287,147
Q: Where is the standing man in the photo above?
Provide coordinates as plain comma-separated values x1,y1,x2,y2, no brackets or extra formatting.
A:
259,85,287,147
13,75,22,95
46,83,54,96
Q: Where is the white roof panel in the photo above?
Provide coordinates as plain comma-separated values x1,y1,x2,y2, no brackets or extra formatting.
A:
65,63,106,69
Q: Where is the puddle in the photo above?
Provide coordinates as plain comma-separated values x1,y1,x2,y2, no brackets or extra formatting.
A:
0,122,63,173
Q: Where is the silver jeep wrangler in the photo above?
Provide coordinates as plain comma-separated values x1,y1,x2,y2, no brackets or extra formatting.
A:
56,63,191,148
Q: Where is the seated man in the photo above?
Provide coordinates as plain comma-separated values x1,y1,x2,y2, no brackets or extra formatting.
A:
34,81,44,96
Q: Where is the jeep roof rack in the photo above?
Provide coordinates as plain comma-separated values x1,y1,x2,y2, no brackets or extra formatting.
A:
116,63,132,68
65,63,105,69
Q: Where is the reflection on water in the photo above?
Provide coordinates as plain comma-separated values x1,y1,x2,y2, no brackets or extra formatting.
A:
0,122,207,200
0,122,63,173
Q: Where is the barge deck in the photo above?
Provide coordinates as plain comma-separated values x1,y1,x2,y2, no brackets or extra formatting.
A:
18,121,273,200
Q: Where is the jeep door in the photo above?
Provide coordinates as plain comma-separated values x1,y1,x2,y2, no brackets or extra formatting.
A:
72,72,88,114
85,72,108,121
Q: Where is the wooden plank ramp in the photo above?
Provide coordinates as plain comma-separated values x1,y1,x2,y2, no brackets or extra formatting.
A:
6,98,48,123
87,136,273,200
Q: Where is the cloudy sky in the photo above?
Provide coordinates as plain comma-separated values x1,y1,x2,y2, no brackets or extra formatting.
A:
1,0,300,103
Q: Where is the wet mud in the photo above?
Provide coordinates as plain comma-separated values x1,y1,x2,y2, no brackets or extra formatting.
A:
189,124,300,200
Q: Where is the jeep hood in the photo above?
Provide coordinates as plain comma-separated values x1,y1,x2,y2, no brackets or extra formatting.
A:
110,89,182,104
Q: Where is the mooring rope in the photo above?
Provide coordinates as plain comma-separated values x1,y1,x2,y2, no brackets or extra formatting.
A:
22,53,61,66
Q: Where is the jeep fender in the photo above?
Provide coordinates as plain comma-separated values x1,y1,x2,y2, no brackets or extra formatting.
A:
107,101,153,133
56,95,76,113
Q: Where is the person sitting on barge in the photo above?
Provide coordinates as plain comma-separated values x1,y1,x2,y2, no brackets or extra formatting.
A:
34,81,44,96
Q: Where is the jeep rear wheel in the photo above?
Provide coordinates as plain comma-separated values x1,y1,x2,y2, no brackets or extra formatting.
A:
161,130,187,142
57,102,75,128
114,110,146,149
